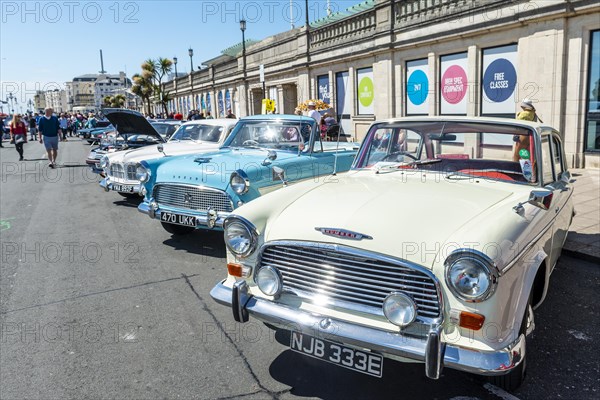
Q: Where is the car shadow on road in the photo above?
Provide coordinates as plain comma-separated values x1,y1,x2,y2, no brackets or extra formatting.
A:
112,196,143,208
163,230,226,258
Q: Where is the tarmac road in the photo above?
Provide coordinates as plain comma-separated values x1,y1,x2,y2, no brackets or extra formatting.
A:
0,138,598,400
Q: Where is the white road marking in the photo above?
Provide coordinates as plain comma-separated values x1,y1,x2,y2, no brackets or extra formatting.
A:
483,383,521,400
567,329,591,341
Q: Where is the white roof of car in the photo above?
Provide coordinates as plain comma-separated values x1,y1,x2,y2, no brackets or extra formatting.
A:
181,118,238,127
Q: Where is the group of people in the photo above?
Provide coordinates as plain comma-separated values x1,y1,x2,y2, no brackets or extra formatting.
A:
0,107,97,167
147,108,237,121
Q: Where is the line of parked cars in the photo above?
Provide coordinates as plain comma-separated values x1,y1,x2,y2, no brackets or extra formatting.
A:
88,109,574,392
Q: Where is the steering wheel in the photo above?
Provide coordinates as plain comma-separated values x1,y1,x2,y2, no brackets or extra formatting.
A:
381,151,418,163
242,139,259,147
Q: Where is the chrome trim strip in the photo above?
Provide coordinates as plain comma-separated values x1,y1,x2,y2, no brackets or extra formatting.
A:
210,281,525,376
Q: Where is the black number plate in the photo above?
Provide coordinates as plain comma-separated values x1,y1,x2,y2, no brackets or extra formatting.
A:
160,212,197,227
290,331,383,377
112,184,135,193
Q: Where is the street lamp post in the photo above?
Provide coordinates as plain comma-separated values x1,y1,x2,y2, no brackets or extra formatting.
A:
189,48,196,110
240,19,248,116
173,56,178,113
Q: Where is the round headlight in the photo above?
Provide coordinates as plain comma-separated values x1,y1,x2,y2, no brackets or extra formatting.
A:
100,155,109,169
383,292,417,327
230,170,249,195
135,164,150,182
445,251,498,302
224,219,256,257
255,266,282,297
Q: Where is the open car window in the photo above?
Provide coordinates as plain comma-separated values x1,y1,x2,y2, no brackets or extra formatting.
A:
355,121,538,184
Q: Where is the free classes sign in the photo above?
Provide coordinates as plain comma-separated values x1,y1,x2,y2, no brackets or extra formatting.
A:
481,44,518,115
406,59,429,114
440,53,468,115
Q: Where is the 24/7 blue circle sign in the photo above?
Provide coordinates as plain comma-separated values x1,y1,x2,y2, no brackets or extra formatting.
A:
407,70,429,105
483,58,517,102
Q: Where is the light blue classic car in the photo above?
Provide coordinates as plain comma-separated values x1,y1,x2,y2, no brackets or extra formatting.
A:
137,115,359,235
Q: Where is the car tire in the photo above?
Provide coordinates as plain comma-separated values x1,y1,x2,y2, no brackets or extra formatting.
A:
160,222,195,235
487,295,531,392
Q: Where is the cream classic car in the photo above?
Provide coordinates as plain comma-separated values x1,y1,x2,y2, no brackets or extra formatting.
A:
210,117,574,391
99,119,237,197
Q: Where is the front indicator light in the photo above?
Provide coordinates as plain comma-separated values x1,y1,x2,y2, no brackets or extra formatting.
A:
228,263,252,278
450,309,485,331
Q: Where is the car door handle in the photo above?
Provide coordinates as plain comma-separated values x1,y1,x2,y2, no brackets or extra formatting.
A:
555,207,560,213
561,187,570,192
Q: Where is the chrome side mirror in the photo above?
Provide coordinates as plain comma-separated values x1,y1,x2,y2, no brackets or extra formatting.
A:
528,189,553,210
157,143,165,156
262,150,277,166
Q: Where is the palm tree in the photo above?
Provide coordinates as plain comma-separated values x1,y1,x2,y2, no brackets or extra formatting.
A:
141,58,173,115
131,73,154,115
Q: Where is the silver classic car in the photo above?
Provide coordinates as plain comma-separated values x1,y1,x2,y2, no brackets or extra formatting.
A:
211,117,574,391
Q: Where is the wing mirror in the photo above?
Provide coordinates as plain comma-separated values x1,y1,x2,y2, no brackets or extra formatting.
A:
262,150,278,166
157,143,166,157
272,166,288,186
513,188,553,213
528,189,553,210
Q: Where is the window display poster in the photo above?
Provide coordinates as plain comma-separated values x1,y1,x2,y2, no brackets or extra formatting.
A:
357,67,374,115
406,59,429,114
225,90,232,112
218,91,224,117
440,53,468,115
317,75,331,105
206,93,211,112
481,44,518,115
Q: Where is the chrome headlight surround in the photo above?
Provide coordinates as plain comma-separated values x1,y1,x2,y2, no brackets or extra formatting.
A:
100,155,110,169
230,170,250,195
444,249,499,303
135,163,150,183
223,216,258,258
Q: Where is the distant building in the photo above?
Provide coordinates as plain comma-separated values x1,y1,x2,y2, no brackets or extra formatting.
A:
44,89,68,112
33,91,46,112
66,72,132,110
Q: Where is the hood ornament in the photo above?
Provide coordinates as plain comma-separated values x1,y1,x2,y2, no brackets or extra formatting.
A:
194,157,212,164
315,227,373,241
183,193,193,206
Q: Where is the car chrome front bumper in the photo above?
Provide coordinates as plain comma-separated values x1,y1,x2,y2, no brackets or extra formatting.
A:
137,200,229,229
99,178,142,195
210,280,525,378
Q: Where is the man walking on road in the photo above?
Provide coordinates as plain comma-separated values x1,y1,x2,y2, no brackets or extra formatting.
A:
38,107,62,168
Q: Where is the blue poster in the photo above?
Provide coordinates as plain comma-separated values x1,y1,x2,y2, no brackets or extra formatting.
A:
318,75,330,104
217,92,224,117
482,58,517,103
407,70,428,106
225,90,232,111
206,93,212,112
201,95,206,111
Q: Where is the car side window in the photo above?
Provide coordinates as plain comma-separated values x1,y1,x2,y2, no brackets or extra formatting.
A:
540,136,554,185
550,135,564,180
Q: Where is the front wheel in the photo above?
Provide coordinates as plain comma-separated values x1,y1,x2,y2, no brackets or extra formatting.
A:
160,222,195,235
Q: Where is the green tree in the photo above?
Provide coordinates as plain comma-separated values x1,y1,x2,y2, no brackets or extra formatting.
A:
141,57,173,115
131,73,154,115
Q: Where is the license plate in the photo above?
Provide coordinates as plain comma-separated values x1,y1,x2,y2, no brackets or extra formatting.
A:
290,331,383,378
160,212,197,227
112,184,135,193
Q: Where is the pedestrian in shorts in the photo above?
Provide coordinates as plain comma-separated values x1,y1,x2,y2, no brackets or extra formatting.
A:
38,107,62,168
28,114,37,140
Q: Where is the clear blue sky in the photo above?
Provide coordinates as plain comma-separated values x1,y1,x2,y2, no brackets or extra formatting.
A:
0,0,349,111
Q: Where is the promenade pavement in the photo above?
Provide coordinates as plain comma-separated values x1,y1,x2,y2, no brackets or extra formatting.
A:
564,168,600,262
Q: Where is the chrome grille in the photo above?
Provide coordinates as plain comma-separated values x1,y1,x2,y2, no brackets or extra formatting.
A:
109,163,137,180
126,164,137,181
109,163,124,179
154,184,233,212
259,243,441,319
